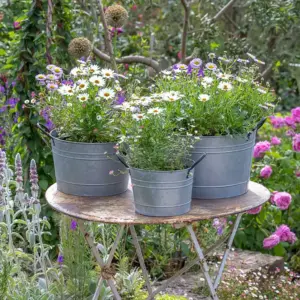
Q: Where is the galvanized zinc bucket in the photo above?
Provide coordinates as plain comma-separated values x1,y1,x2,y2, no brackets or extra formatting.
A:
192,119,266,199
37,124,129,196
118,154,206,216
192,134,255,199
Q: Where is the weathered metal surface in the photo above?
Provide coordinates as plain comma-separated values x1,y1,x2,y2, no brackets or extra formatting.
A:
45,181,270,225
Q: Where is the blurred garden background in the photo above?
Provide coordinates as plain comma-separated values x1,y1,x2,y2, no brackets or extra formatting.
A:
0,0,299,299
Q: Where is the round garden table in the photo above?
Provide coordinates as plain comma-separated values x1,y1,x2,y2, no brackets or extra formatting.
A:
46,181,270,300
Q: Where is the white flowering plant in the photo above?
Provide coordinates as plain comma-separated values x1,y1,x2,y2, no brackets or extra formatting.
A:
32,62,126,142
117,98,195,171
152,54,276,136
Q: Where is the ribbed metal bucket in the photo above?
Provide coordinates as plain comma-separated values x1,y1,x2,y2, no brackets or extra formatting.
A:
50,133,129,197
192,133,256,199
130,167,193,217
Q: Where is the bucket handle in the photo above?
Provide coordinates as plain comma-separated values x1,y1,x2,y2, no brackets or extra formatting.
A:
246,117,266,141
116,153,130,169
186,152,207,178
36,122,55,146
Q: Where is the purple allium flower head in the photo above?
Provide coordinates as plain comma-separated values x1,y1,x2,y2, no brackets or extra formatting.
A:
190,58,202,69
291,107,300,123
292,134,300,152
270,116,285,129
0,85,5,93
57,254,64,264
253,141,271,158
273,192,292,210
247,205,262,215
260,165,272,179
263,234,280,249
70,219,77,230
271,136,281,145
274,225,292,242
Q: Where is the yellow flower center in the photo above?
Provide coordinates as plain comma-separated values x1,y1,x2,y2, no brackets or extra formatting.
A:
104,93,110,97
137,115,143,119
54,68,60,73
81,97,86,101
79,84,85,88
105,73,110,76
95,80,100,84
153,109,159,113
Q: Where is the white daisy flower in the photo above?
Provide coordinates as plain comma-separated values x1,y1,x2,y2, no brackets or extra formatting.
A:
70,67,87,77
218,57,231,63
101,68,114,79
88,65,100,75
89,76,105,87
132,113,147,121
205,63,217,71
67,102,73,107
198,94,210,102
236,77,248,83
58,85,74,96
96,115,102,121
24,100,30,104
218,82,233,91
99,88,115,100
257,88,267,94
208,53,216,59
76,79,89,91
95,96,101,101
77,93,89,102
203,77,214,84
46,74,58,81
162,91,183,102
176,64,188,71
147,107,164,115
114,102,132,111
161,70,172,75
216,73,232,80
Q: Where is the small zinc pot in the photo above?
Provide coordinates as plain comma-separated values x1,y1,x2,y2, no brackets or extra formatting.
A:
38,124,129,197
117,154,206,216
191,119,265,199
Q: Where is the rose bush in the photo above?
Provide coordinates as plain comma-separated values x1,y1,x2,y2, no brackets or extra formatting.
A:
234,108,300,270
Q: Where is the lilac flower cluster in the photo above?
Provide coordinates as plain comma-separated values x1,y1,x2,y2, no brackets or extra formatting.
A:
0,127,6,146
40,107,54,131
212,217,227,235
263,224,296,249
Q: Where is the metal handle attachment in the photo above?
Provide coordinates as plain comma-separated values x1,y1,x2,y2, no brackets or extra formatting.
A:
116,153,130,169
186,153,207,178
247,117,267,141
36,122,55,146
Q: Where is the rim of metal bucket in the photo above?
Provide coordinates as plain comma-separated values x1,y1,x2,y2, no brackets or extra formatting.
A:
116,152,207,178
36,123,118,146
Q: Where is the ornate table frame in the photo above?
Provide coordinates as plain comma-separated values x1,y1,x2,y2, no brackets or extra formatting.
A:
46,181,270,300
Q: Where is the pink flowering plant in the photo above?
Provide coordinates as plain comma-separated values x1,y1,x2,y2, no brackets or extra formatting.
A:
31,62,127,142
151,53,276,136
235,108,300,270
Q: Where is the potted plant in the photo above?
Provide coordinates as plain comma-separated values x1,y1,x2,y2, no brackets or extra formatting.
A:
33,60,129,197
150,54,276,199
116,101,206,216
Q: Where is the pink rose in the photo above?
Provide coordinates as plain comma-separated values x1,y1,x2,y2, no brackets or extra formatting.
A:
271,136,281,145
274,225,291,242
270,116,285,128
260,165,272,178
286,129,296,137
270,191,278,204
247,205,262,215
287,232,297,244
253,141,271,158
13,21,21,30
284,116,296,128
291,107,300,123
273,192,292,210
292,134,300,152
263,234,280,249
295,170,300,177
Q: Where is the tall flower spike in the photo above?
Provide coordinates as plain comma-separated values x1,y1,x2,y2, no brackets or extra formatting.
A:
105,4,128,28
0,149,6,183
68,37,92,59
30,159,39,197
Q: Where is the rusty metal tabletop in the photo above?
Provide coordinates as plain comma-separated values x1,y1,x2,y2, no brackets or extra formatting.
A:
45,181,270,225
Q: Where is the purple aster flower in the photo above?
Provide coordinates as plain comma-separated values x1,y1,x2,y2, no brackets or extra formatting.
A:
11,81,16,87
51,66,63,77
45,120,54,131
0,85,5,93
35,74,47,81
190,58,202,69
61,79,74,86
7,97,19,108
57,254,64,264
70,219,77,230
46,64,58,71
197,68,204,77
187,64,193,75
0,106,7,113
46,82,58,91
116,93,126,104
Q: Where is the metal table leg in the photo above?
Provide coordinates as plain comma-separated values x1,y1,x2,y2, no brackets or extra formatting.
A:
78,220,125,300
